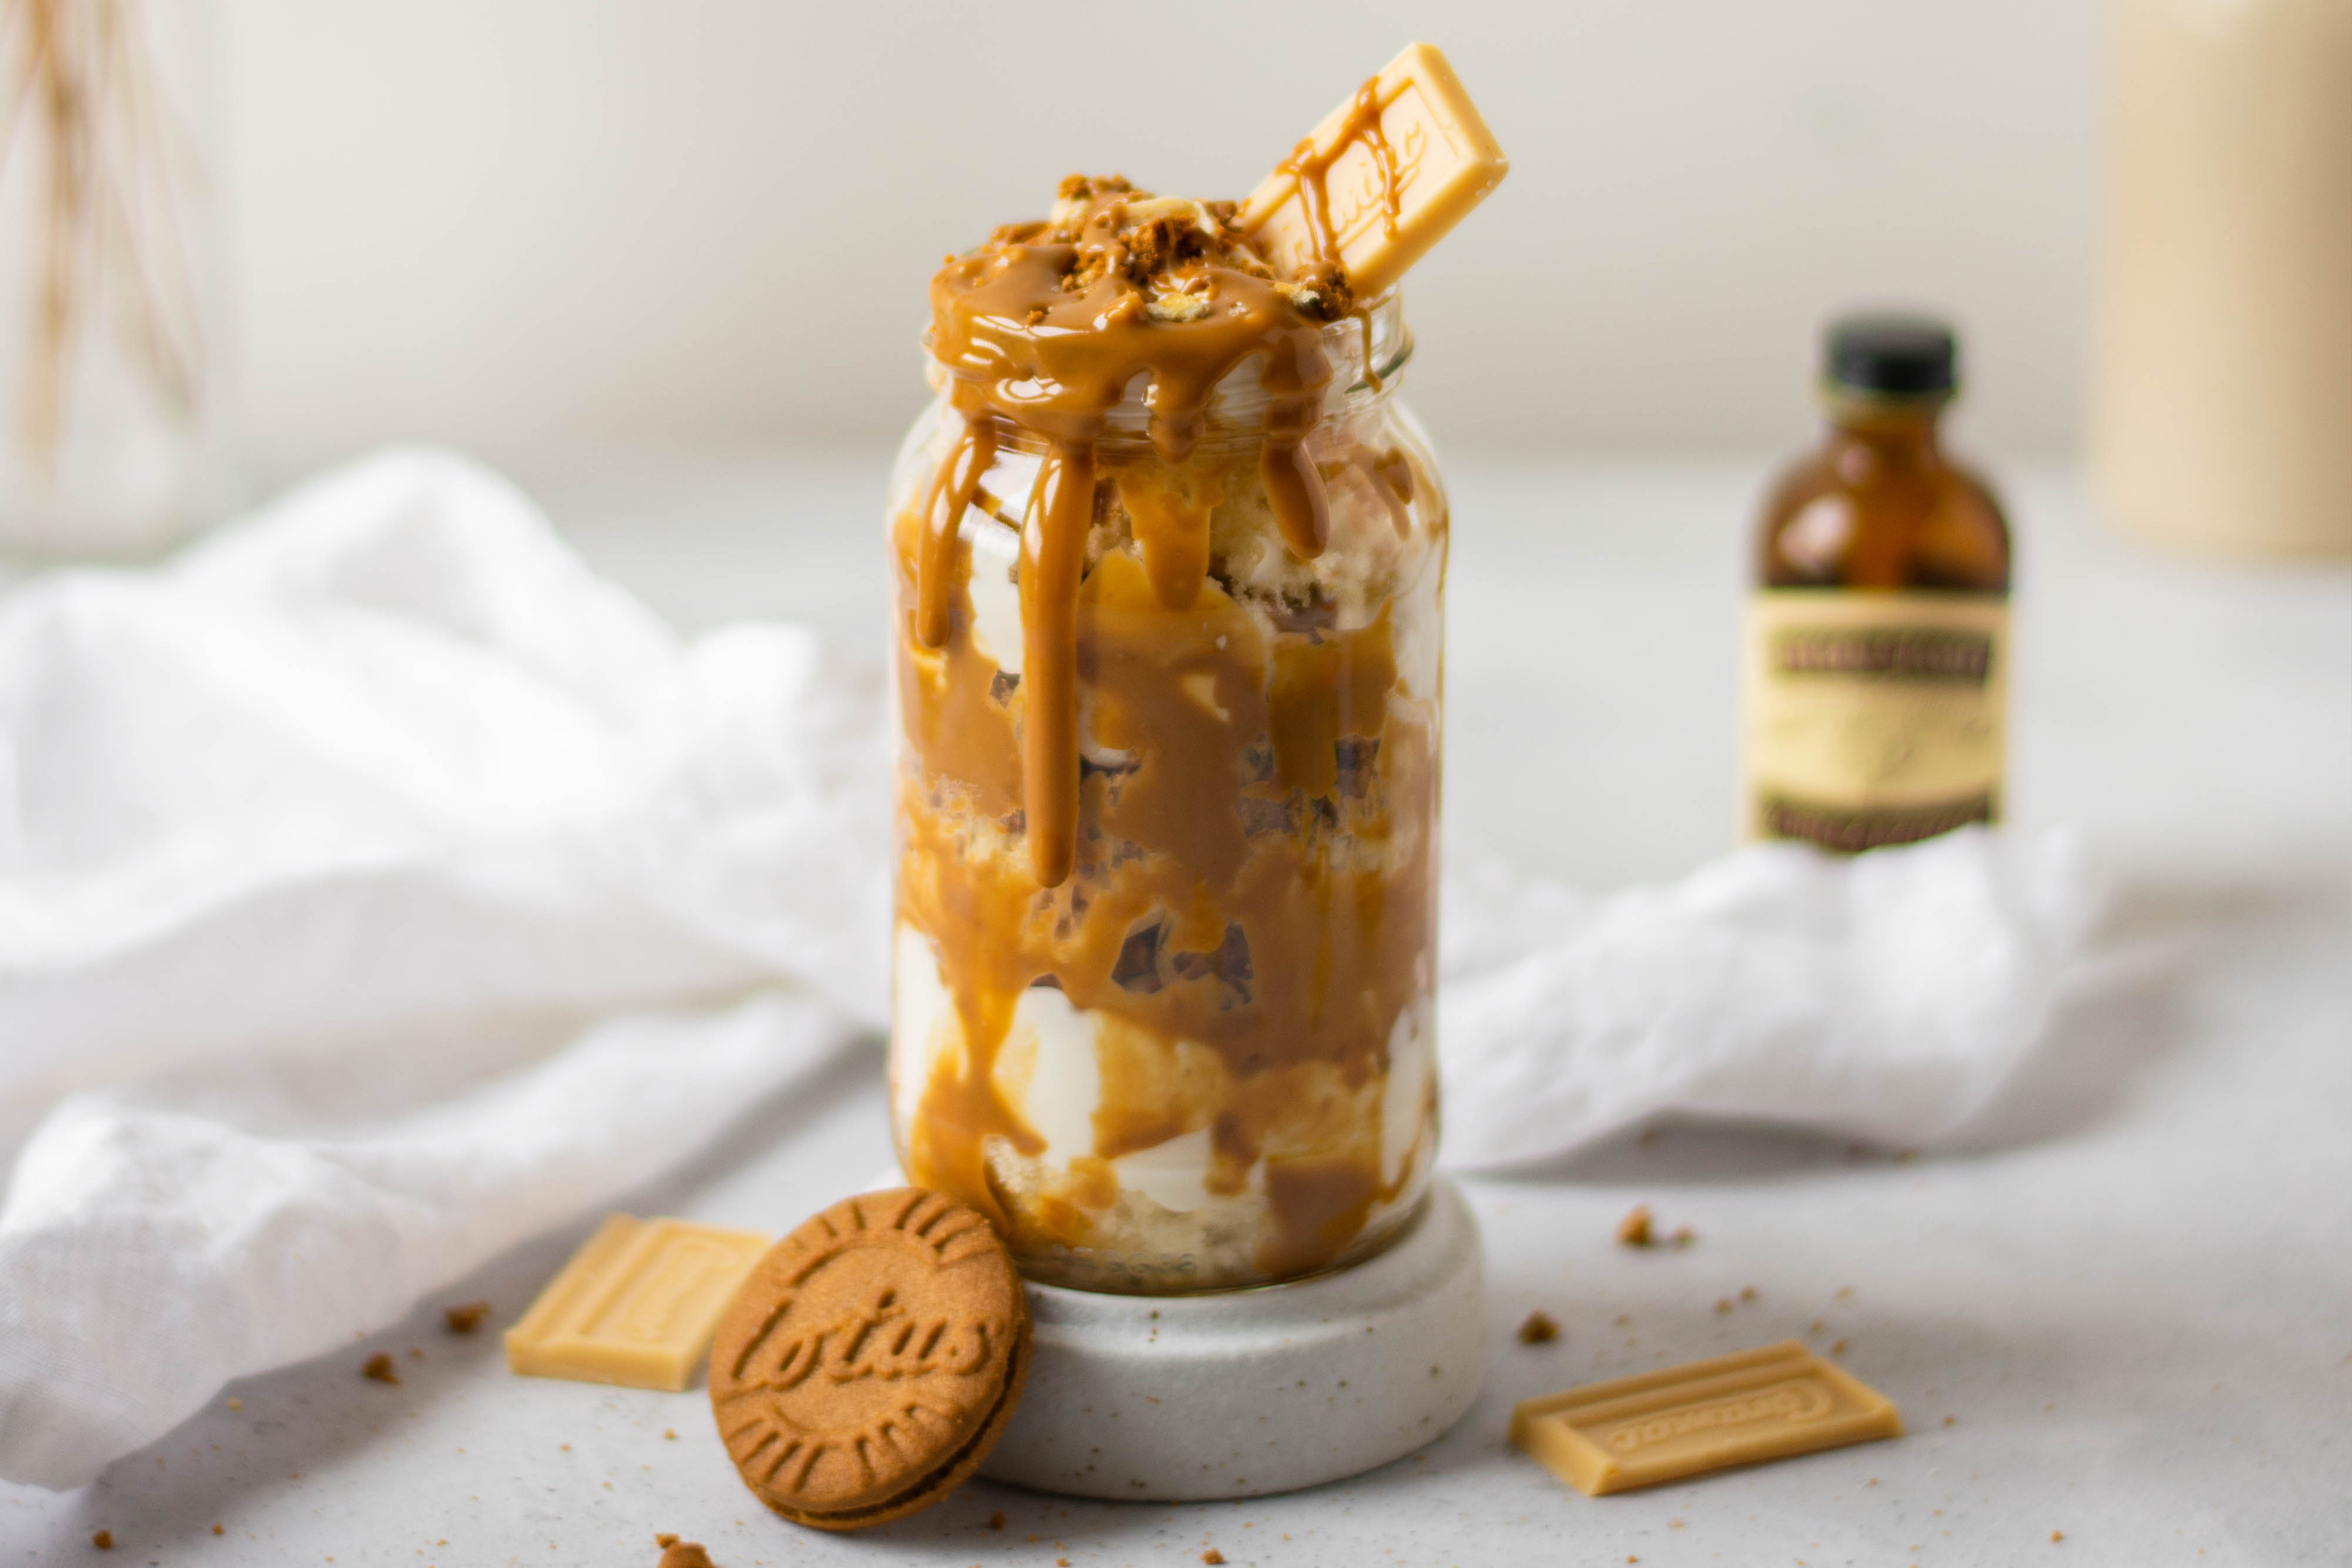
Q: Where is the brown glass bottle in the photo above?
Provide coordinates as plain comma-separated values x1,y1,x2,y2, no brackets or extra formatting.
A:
1741,316,2012,851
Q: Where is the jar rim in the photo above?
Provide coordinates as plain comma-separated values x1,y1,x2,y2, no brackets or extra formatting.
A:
922,291,1411,447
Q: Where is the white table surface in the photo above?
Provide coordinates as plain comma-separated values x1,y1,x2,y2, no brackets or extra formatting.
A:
6,454,2348,1567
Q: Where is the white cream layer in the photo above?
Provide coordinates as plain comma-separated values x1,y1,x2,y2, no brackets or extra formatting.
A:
892,924,1433,1219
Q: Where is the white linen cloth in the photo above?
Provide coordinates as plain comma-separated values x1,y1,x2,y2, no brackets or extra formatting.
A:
0,450,2092,1488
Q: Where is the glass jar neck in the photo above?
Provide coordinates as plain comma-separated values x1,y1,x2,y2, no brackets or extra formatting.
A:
1817,385,1950,454
930,293,1411,458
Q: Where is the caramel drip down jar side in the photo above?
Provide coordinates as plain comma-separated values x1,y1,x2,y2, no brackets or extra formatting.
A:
887,277,1448,1294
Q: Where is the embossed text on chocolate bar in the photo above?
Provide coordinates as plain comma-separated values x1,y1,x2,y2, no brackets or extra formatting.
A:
505,1213,771,1392
1509,1341,1902,1496
1240,41,1509,300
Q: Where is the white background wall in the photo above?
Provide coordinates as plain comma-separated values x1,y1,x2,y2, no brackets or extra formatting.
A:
218,0,2099,464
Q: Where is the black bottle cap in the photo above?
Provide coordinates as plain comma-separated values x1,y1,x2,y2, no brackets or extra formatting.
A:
1823,314,1958,398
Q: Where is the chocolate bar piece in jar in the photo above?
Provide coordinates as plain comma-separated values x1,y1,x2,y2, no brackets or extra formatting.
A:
887,175,1449,1293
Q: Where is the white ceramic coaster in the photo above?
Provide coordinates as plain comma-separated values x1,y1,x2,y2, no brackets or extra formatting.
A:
980,1177,1486,1501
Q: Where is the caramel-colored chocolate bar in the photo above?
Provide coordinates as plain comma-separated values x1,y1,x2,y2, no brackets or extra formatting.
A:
1240,41,1509,300
1509,1341,1902,1496
504,1213,769,1392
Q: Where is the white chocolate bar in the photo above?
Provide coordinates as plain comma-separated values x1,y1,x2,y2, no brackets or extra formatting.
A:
1240,42,1509,299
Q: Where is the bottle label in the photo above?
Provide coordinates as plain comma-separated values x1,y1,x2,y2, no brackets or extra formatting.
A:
1741,590,2008,851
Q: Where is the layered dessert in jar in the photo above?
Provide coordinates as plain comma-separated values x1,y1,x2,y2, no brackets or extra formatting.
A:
887,170,1452,1294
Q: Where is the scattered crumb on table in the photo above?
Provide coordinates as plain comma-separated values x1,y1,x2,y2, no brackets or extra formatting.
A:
443,1301,491,1334
988,1511,1006,1530
2051,1530,2065,1543
1517,1311,1559,1344
91,1530,113,1550
1831,1339,1850,1357
1616,1205,1654,1247
361,1352,399,1384
1203,1551,1226,1565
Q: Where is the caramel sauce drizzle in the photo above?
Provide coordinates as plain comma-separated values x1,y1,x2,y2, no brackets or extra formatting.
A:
1273,74,1408,269
1270,74,1407,404
891,537,1438,1279
915,419,996,648
898,169,1438,1287
924,192,1346,884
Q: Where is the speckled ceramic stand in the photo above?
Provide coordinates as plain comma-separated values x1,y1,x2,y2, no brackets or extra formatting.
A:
978,1176,1486,1501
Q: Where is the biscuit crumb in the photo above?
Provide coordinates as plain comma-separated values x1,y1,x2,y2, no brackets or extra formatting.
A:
361,1352,399,1384
1204,1552,1226,1565
1943,1415,1956,1427
1738,1285,1758,1302
92,1531,113,1550
1616,1205,1654,1247
657,1541,715,1568
1714,1298,1733,1314
443,1301,491,1335
1831,1339,1850,1357
1517,1311,1559,1345
1670,1225,1696,1247
2051,1531,2065,1543
655,1537,677,1550
989,1512,1006,1530
665,1428,677,1440
225,1396,241,1411
211,1524,224,1535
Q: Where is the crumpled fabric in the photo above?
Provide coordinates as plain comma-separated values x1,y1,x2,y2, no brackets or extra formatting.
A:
0,449,2092,1488
1436,825,2093,1170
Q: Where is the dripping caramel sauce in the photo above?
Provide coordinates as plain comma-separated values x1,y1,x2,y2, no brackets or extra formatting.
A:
925,216,1343,888
1276,73,1408,400
899,113,1435,1291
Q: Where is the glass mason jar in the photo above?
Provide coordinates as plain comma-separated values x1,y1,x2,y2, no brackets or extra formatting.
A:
887,290,1447,1294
